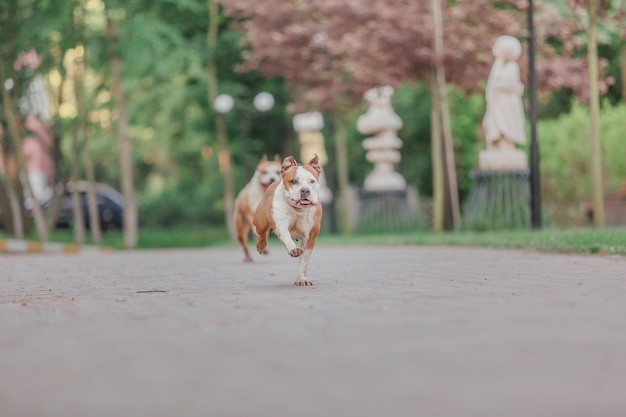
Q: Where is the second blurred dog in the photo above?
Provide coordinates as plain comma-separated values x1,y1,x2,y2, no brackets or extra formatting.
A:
234,155,282,262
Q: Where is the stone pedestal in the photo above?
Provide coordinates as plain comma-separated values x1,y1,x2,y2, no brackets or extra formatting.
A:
479,148,528,171
463,170,530,230
357,188,417,233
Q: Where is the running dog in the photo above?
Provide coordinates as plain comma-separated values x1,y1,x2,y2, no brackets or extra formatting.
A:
234,155,281,262
253,155,323,286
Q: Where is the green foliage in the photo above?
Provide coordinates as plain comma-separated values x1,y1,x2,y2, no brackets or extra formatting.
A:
138,184,224,228
394,84,433,196
538,102,626,225
51,0,294,227
449,91,483,200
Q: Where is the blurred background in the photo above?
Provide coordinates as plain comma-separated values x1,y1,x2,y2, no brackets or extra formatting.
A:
1,0,625,248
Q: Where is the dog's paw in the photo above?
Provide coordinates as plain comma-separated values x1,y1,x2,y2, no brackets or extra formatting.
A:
289,248,303,257
244,256,253,263
261,249,269,255
294,279,313,286
256,244,266,255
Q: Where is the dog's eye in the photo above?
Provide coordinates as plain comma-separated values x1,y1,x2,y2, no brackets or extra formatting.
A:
262,170,267,175
310,179,316,184
289,179,298,185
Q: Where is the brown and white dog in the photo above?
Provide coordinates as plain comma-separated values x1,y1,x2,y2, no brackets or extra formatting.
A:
253,155,323,286
234,155,282,262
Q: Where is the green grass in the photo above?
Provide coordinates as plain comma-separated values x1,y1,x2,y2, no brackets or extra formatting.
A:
1,226,231,250
320,227,626,255
3,226,626,255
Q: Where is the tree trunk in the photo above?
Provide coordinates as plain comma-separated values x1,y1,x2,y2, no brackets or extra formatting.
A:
207,0,236,241
0,133,24,237
107,16,138,248
84,139,102,244
431,0,461,230
70,126,86,244
333,110,352,234
587,0,605,228
620,46,626,104
428,78,445,233
74,4,102,244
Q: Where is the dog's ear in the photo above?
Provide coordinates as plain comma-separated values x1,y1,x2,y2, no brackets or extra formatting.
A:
308,154,321,176
260,154,268,163
273,154,281,163
281,156,297,175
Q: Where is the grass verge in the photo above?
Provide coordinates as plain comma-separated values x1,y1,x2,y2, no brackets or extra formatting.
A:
2,226,625,255
321,227,626,256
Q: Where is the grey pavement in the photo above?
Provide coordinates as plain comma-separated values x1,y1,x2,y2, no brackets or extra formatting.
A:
1,244,625,417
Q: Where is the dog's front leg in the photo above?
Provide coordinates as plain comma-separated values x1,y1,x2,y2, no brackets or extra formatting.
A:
274,225,302,258
294,247,314,286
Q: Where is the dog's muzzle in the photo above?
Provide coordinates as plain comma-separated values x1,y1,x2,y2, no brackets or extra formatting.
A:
262,178,277,190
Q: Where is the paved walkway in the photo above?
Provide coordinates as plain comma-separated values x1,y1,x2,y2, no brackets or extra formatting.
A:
1,245,625,417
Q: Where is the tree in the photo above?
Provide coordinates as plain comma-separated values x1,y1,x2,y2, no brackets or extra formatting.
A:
564,0,626,227
106,11,138,248
0,0,68,241
207,0,236,240
0,77,26,237
221,0,593,230
431,0,460,231
586,0,605,227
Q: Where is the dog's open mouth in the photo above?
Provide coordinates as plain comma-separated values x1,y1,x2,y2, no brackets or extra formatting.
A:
291,199,316,208
261,180,275,190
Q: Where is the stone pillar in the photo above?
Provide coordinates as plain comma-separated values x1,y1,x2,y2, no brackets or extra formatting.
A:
293,112,332,204
356,86,407,191
355,86,417,232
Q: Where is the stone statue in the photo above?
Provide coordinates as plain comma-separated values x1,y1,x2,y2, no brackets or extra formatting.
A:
356,85,406,191
479,35,528,171
293,112,332,203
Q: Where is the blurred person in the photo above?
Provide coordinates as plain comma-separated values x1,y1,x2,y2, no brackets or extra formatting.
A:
0,49,55,201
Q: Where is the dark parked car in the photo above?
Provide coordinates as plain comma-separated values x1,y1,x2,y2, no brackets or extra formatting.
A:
55,182,125,231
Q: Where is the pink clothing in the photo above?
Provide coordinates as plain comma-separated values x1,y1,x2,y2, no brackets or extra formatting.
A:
22,136,54,176
0,117,54,178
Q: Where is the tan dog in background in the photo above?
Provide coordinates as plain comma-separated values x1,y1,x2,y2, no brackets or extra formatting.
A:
253,155,323,286
234,155,282,262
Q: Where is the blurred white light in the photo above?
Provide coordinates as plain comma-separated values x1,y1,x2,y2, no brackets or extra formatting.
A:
4,78,14,90
214,94,234,114
253,92,274,112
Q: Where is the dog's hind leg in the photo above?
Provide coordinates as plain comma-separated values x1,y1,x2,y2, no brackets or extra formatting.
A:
256,227,269,255
245,213,259,239
236,222,253,262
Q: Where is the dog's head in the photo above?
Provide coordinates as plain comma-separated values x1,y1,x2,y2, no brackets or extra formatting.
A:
280,154,321,209
255,155,282,190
